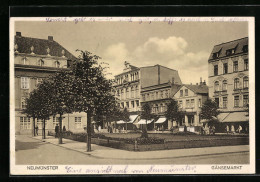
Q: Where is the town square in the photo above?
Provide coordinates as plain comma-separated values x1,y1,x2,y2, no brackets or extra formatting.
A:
10,18,252,172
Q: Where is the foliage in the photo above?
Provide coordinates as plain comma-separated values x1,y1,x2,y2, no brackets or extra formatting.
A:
165,99,182,125
200,99,220,122
140,103,152,138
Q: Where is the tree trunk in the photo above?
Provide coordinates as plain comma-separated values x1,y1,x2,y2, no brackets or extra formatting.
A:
141,120,148,138
86,110,92,152
59,114,63,144
43,119,46,139
32,117,35,137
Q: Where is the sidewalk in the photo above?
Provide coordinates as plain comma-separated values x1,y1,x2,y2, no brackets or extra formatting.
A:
32,135,249,160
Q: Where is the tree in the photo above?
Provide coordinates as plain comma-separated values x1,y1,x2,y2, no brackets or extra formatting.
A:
200,99,220,125
140,103,152,138
165,99,182,127
121,108,130,131
71,50,116,152
47,70,75,144
22,90,39,137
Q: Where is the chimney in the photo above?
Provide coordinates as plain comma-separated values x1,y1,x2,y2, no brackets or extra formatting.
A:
48,36,53,41
171,77,175,84
203,80,206,85
200,77,202,85
190,83,192,85
16,32,21,36
196,83,198,85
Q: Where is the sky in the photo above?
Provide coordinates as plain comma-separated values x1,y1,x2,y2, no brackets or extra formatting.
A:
14,19,248,84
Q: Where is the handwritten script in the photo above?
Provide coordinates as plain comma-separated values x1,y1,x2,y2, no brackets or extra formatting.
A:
46,17,248,25
65,165,197,174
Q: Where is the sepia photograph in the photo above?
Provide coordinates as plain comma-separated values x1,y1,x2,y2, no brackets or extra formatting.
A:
9,17,255,175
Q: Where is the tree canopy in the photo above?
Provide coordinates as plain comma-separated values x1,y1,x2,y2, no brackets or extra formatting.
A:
200,99,220,122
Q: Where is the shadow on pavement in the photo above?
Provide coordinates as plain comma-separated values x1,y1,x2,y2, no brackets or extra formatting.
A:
15,139,44,151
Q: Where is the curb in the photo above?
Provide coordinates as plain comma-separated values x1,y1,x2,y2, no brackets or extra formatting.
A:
30,136,249,161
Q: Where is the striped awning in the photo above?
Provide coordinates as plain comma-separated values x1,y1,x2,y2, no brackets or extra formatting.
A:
137,119,153,125
155,117,167,124
129,115,138,123
222,112,249,123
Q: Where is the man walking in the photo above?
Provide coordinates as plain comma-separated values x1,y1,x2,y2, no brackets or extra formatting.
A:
35,125,39,136
55,124,59,138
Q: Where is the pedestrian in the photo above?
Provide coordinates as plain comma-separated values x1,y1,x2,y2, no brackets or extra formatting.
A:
35,124,39,136
63,125,66,132
226,125,229,134
238,125,242,134
98,125,101,133
55,124,59,138
212,126,216,135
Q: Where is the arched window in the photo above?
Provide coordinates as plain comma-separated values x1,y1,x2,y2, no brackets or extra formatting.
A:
222,80,228,91
243,76,249,88
38,59,44,66
214,81,219,91
55,61,60,68
234,78,239,90
160,104,163,112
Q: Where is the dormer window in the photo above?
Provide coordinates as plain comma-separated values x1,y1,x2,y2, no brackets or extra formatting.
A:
213,52,219,59
38,59,44,66
226,49,235,56
243,45,248,52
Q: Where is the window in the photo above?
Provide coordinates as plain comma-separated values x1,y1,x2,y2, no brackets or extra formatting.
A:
234,96,240,107
214,81,219,92
165,90,169,98
131,87,134,98
233,61,238,72
243,95,249,107
53,117,59,129
215,98,219,107
55,61,60,68
226,49,235,56
222,80,228,91
142,94,145,102
244,59,248,71
234,78,239,90
21,77,29,89
213,52,219,59
20,117,31,129
156,92,158,99
22,57,28,65
243,45,248,52
135,86,139,97
136,100,139,107
198,99,202,108
131,101,135,108
191,99,195,108
38,59,44,66
243,77,249,88
161,91,164,98
146,93,150,100
121,102,124,108
155,104,159,113
126,102,129,108
223,97,228,108
126,88,129,98
160,104,164,112
75,117,82,129
21,97,27,109
214,65,218,76
185,89,188,96
36,78,43,86
186,99,190,108
223,63,228,74
179,100,183,108
180,90,183,97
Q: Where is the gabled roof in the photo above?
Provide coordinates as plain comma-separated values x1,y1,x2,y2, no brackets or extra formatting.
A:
170,84,182,97
14,35,77,60
208,37,248,60
182,84,208,94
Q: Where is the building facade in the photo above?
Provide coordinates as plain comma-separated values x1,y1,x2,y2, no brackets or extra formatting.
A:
173,81,208,132
208,37,249,133
14,32,86,135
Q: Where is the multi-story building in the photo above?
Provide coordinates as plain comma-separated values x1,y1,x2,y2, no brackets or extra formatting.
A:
14,32,86,135
208,37,249,133
113,62,182,128
173,80,208,132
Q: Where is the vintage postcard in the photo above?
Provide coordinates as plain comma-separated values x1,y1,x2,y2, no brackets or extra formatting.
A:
10,17,255,175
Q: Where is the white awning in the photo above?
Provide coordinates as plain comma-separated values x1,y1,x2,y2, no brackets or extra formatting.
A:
137,119,153,125
155,117,167,124
222,112,249,123
128,115,138,123
116,120,126,124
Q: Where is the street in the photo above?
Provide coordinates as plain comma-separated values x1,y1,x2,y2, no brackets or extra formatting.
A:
15,135,249,165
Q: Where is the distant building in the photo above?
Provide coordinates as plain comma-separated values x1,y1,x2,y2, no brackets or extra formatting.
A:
113,62,182,128
208,37,249,133
173,80,208,132
14,32,86,135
